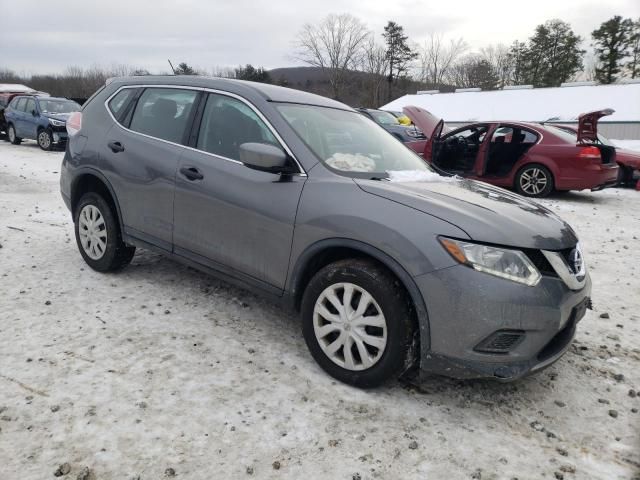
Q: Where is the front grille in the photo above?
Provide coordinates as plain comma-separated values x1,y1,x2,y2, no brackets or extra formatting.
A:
525,249,557,277
475,330,525,354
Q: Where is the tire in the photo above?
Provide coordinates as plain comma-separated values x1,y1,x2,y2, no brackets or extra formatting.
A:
515,164,554,197
7,124,21,145
37,128,53,151
617,166,633,187
301,258,415,388
74,192,135,272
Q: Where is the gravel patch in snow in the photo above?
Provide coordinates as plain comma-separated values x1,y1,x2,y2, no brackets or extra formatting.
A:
0,140,639,479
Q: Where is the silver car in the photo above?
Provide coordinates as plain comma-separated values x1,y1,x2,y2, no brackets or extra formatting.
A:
60,76,591,388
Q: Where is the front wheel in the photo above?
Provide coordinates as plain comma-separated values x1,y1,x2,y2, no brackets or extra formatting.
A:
37,129,53,151
301,259,415,388
515,164,554,197
74,192,135,272
7,124,21,145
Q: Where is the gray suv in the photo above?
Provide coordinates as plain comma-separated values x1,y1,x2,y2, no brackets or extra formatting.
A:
60,76,592,388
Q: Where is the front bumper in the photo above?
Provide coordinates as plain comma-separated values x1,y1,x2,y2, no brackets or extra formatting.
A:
414,264,592,381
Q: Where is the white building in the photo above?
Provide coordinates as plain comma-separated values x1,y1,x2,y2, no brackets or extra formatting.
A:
381,81,640,140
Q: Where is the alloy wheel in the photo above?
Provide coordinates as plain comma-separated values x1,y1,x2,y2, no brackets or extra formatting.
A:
38,131,51,150
78,204,108,260
519,167,548,196
313,282,387,371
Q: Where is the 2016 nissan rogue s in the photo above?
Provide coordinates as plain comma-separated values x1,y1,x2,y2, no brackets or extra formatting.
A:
60,76,592,388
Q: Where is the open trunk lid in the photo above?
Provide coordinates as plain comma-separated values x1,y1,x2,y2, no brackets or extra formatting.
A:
577,108,614,143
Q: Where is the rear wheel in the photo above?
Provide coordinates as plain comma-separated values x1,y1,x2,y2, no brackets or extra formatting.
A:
301,259,415,388
7,124,21,145
37,128,53,151
74,192,135,272
515,164,554,197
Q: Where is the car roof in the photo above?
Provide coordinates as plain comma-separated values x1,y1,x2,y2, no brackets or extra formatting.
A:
107,75,353,111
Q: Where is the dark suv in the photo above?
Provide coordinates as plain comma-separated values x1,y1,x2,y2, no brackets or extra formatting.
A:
5,95,81,150
60,76,592,388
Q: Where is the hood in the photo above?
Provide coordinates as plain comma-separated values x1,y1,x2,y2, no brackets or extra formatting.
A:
355,177,578,250
577,108,614,143
403,106,443,140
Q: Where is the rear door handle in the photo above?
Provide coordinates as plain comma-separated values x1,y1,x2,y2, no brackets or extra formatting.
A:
108,141,125,153
179,166,204,181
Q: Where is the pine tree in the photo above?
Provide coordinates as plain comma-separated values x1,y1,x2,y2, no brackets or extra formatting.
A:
522,20,585,87
234,64,272,83
174,63,196,75
627,18,640,78
382,21,418,100
592,16,633,84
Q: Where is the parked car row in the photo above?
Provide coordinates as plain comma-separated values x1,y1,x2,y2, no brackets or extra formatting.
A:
1,86,81,150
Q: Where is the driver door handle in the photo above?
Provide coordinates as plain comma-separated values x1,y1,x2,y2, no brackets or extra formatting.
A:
108,141,125,153
180,166,204,181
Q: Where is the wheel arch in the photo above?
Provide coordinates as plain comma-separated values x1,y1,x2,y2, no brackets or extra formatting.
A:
288,238,430,355
70,170,124,233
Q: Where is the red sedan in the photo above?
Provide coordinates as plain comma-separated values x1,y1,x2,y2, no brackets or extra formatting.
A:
403,107,619,197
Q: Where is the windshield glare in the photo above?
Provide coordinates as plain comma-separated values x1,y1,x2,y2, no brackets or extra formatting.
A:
276,104,431,177
369,110,399,125
37,99,81,114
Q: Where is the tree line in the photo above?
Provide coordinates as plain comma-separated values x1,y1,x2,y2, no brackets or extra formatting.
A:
294,14,640,104
1,13,638,107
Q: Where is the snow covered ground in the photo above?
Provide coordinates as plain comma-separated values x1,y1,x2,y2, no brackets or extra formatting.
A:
1,140,639,480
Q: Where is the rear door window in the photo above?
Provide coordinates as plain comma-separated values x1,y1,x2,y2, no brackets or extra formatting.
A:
129,88,198,144
15,98,27,111
196,93,279,161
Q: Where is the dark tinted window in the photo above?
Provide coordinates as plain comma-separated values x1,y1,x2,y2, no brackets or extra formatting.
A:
25,98,36,114
15,98,27,111
129,88,198,144
196,93,278,161
108,89,135,118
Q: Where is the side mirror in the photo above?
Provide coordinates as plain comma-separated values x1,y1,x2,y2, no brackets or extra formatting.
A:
31,109,38,117
239,142,295,174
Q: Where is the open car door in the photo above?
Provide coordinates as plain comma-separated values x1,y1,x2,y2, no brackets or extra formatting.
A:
577,108,614,143
402,106,444,160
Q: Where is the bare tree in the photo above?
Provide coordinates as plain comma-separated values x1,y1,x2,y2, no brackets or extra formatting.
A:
479,44,512,88
359,35,389,107
419,34,467,87
295,13,370,100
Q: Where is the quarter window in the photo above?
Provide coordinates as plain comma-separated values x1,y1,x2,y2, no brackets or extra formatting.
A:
108,89,135,119
129,88,198,144
196,93,279,161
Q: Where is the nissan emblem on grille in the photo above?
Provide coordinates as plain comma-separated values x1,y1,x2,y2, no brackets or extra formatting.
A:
570,246,584,276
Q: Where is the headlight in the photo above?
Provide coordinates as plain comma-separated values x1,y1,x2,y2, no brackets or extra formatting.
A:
439,237,541,286
49,119,65,127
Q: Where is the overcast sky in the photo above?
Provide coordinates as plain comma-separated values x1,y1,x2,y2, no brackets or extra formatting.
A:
1,0,638,75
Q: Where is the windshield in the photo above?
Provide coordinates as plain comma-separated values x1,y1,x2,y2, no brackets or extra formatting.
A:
276,104,432,178
368,110,400,125
37,99,81,114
